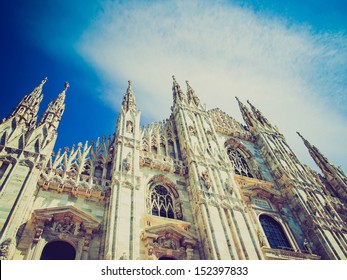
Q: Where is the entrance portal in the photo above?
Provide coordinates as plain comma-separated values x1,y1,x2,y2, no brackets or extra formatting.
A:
40,240,76,260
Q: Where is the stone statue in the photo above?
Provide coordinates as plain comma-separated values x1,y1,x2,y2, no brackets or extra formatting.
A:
119,252,128,260
257,230,265,247
303,239,312,254
123,152,132,171
126,121,134,133
201,170,212,190
0,238,11,260
147,248,158,260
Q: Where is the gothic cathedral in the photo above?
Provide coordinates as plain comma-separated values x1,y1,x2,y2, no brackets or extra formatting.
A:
0,77,346,260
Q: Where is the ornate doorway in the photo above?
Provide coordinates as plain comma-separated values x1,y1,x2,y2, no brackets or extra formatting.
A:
40,240,76,260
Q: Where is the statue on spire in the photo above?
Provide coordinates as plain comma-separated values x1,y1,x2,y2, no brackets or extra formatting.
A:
121,80,136,112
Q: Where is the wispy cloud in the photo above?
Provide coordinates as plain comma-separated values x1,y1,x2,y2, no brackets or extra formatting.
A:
78,0,347,171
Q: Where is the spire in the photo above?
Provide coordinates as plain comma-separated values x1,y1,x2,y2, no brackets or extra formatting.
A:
236,97,257,129
39,82,69,129
186,80,200,106
172,75,185,105
297,132,347,202
121,80,136,112
247,100,272,128
10,77,47,129
296,132,311,150
297,132,332,173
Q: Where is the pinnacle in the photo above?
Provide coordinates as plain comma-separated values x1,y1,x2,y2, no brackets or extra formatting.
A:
41,77,48,85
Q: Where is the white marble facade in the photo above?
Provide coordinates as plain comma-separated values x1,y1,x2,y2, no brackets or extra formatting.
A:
0,78,346,260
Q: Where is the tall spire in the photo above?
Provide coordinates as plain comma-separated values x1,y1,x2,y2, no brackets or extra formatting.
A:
297,132,347,202
247,100,272,128
172,75,185,105
236,97,257,129
297,132,332,173
10,77,47,129
121,80,136,112
39,82,69,129
186,80,200,106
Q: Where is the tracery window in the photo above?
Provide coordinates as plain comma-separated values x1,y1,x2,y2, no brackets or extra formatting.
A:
227,147,253,178
148,185,178,219
259,215,291,250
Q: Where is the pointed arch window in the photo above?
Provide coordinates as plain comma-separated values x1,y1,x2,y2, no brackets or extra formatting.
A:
259,215,291,250
149,185,179,219
227,147,253,178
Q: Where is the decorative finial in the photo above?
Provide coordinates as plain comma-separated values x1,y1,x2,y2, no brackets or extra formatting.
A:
42,77,48,85
64,82,70,90
172,75,176,82
128,80,132,87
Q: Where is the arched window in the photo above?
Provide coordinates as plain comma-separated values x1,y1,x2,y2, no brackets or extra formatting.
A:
149,185,177,219
227,147,253,178
259,215,291,250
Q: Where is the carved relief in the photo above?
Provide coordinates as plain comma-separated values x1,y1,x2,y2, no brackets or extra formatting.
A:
53,215,76,234
153,232,177,250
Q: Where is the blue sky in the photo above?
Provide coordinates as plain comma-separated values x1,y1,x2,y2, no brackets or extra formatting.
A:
1,0,346,172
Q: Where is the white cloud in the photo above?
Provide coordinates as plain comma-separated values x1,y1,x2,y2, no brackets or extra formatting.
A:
78,0,347,172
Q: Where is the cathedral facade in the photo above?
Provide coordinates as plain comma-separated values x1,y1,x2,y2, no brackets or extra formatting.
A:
0,77,346,260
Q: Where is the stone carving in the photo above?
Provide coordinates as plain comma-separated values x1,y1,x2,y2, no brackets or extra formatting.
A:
119,252,128,260
189,126,197,136
175,202,183,220
123,152,132,172
33,227,43,243
201,170,212,190
306,196,317,215
0,238,11,260
225,178,233,194
126,120,134,133
303,239,313,254
147,247,158,260
153,232,177,250
53,215,76,234
257,230,265,247
209,108,252,140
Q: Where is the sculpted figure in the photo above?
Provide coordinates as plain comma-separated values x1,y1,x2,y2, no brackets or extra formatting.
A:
0,238,11,260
